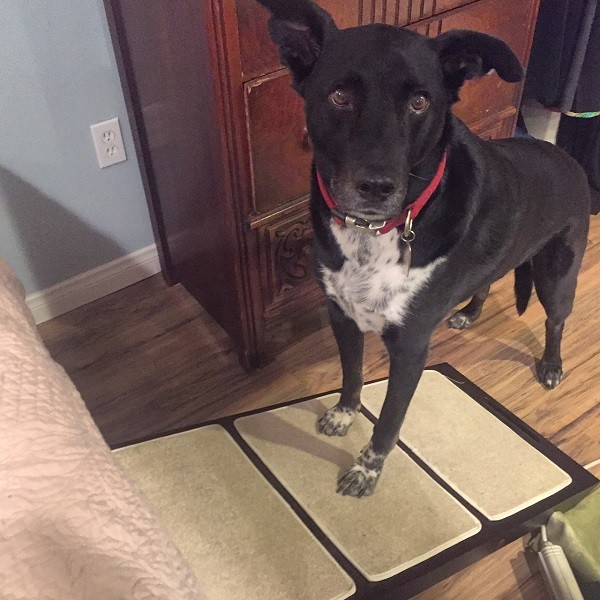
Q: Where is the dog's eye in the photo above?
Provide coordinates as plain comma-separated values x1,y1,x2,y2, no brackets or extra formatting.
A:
330,89,354,109
409,94,430,113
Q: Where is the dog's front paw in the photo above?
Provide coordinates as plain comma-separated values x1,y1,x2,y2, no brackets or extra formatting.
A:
538,361,564,389
337,462,381,497
448,310,475,330
337,443,385,497
317,404,359,436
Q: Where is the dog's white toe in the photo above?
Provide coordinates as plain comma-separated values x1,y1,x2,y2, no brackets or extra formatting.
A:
539,363,564,389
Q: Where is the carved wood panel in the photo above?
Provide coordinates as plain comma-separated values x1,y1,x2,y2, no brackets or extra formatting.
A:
258,204,323,327
273,216,313,288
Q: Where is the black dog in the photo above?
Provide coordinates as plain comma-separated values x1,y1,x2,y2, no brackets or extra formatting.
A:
257,0,591,497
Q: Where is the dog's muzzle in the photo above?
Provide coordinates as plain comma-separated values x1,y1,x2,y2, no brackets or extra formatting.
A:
316,150,447,236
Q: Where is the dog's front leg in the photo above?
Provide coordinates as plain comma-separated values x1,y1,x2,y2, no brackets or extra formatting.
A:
337,326,430,497
318,299,364,436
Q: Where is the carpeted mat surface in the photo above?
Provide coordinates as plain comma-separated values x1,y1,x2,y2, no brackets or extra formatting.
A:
360,370,572,520
235,398,481,581
115,425,355,600
113,370,584,598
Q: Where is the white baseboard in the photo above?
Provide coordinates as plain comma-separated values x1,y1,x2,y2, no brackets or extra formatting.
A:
26,244,162,324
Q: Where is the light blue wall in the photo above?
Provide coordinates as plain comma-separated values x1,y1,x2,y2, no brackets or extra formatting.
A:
0,0,154,294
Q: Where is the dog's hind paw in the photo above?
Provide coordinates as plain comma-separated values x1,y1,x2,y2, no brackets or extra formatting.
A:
317,404,359,436
538,362,564,389
337,462,381,497
448,311,475,330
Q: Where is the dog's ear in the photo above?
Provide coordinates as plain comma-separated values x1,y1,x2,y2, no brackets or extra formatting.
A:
256,0,337,89
430,30,523,102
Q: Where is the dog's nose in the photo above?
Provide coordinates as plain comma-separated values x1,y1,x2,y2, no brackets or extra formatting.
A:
356,177,396,200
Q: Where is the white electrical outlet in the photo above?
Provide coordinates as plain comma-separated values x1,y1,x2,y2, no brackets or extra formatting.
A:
90,117,127,168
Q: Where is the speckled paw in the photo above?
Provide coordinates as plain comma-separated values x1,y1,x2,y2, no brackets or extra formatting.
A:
317,405,358,437
448,311,475,330
337,462,381,497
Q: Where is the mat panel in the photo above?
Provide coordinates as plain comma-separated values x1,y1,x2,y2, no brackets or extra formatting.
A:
235,400,481,582
361,370,572,520
115,425,355,600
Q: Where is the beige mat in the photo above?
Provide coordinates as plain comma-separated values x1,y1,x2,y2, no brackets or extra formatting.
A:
115,425,355,600
361,370,572,520
235,399,481,582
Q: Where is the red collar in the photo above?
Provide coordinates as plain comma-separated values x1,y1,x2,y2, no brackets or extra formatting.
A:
316,151,447,236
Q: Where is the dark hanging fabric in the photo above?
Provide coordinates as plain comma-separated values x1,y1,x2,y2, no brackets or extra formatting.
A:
525,0,600,112
556,114,600,214
525,0,600,215
524,0,584,109
575,12,600,112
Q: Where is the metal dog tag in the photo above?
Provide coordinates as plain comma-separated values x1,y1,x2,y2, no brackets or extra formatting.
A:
400,239,412,277
400,210,415,277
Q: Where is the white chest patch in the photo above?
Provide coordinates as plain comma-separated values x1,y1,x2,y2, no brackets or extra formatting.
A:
320,222,445,333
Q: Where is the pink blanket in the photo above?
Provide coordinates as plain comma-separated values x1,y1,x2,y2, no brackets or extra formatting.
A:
0,259,202,599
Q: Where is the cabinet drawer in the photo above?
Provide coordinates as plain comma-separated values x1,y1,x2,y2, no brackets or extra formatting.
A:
236,0,477,81
471,111,518,140
244,0,534,218
237,0,360,81
437,0,536,127
245,73,515,218
407,0,535,125
407,0,535,128
245,72,311,215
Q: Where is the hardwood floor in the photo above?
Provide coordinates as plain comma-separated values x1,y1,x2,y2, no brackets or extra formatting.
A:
39,215,600,599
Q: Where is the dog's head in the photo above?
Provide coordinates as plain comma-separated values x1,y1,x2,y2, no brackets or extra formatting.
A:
257,0,523,220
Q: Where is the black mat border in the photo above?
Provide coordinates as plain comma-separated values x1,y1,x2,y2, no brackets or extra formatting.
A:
114,364,598,599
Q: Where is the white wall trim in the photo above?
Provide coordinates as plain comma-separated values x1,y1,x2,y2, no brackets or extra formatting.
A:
26,244,161,324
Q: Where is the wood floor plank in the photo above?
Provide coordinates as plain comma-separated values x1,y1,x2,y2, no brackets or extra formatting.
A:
414,536,548,600
38,215,600,599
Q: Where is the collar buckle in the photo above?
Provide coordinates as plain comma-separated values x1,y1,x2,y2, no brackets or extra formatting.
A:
344,214,387,236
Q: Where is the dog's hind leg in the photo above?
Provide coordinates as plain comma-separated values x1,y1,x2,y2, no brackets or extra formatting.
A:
317,299,364,436
448,285,491,330
532,231,587,389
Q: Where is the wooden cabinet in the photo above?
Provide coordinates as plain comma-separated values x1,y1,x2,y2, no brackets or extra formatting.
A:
105,0,539,368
